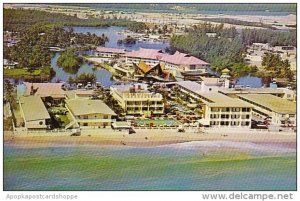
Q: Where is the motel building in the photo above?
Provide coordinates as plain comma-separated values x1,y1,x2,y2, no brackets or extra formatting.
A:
175,81,253,128
19,96,51,130
237,94,296,127
110,83,164,117
94,47,126,58
93,47,126,63
123,48,210,74
65,99,116,128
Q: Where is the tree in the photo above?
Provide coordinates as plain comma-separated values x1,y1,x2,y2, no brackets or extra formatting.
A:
4,80,17,109
261,53,294,81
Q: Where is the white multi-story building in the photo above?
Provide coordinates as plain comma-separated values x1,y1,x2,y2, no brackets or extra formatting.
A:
110,83,164,117
237,94,296,127
65,99,116,128
175,81,253,128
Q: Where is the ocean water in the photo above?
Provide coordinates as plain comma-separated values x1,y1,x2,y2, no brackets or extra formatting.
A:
4,141,296,191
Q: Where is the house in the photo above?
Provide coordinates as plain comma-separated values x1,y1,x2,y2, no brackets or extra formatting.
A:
110,83,164,117
237,94,296,127
19,96,51,130
65,99,116,128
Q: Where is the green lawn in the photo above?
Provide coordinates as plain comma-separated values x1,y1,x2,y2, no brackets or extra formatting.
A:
57,114,71,127
4,68,41,77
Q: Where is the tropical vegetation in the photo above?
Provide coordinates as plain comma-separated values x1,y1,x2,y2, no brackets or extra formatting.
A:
169,22,295,79
4,8,147,33
261,53,294,81
241,28,296,46
68,73,96,85
57,48,83,74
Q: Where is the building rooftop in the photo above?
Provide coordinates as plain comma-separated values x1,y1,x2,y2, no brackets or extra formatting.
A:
177,81,203,94
111,83,149,94
124,48,164,60
24,82,66,97
19,96,50,121
176,81,252,108
162,51,209,65
138,60,152,74
219,88,286,95
96,47,126,54
66,99,116,116
237,94,296,114
199,76,221,86
124,48,209,65
200,92,253,108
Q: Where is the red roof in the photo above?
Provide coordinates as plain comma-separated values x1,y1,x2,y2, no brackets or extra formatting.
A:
24,82,66,97
162,51,209,65
96,47,126,54
124,48,209,65
124,48,164,60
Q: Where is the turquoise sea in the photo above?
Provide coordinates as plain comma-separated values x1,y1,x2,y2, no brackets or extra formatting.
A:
4,141,296,191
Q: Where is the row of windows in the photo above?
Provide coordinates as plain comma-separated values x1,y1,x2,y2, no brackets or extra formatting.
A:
79,122,109,127
127,108,163,111
211,107,251,112
210,121,250,126
127,101,163,105
210,114,250,119
79,115,109,119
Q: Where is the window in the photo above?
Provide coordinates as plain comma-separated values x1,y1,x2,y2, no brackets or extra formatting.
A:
190,65,196,70
222,108,230,112
233,108,240,112
211,108,219,112
242,108,251,112
39,121,43,125
83,123,88,126
211,114,219,119
231,121,239,126
103,115,108,119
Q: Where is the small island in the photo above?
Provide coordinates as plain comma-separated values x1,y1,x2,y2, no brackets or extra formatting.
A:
117,36,137,45
57,48,83,74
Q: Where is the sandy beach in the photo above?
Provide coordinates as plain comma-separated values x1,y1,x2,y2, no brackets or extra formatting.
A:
4,129,296,149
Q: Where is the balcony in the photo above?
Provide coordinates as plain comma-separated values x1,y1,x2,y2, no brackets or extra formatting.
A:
77,119,115,123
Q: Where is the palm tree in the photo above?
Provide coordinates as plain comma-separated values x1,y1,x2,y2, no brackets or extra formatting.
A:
4,80,17,109
173,86,180,100
195,99,204,117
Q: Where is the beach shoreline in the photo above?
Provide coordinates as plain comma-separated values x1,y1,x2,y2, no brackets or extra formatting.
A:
4,130,296,149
